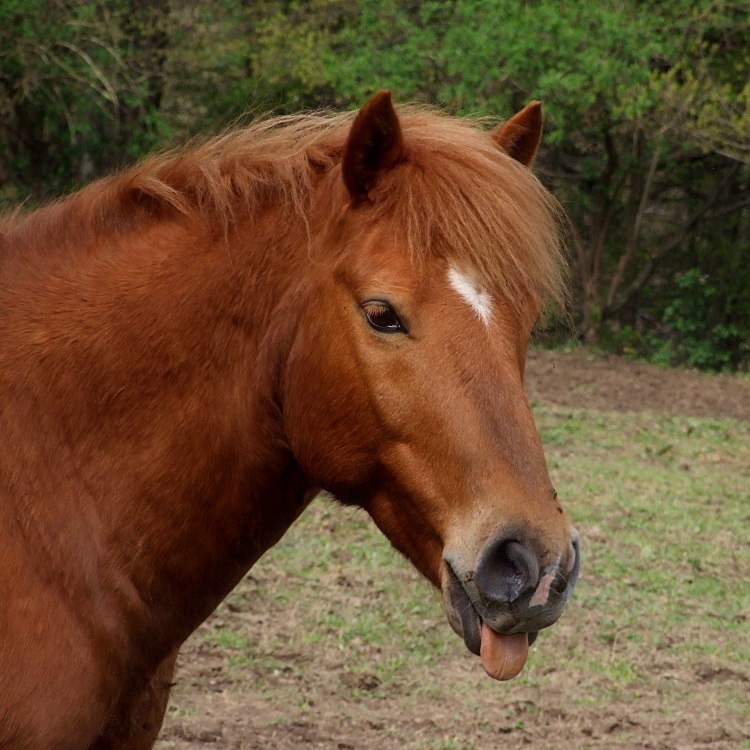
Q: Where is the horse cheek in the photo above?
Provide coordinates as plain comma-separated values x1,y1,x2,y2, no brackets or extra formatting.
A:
282,330,379,495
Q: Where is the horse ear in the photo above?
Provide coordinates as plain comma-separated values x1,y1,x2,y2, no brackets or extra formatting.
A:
342,90,404,201
491,101,543,167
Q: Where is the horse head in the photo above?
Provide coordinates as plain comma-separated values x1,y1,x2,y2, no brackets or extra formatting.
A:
281,92,580,681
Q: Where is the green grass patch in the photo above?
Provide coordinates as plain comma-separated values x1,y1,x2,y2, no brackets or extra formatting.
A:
186,404,750,746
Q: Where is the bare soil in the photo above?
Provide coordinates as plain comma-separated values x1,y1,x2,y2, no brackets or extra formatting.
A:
524,348,750,423
155,350,750,750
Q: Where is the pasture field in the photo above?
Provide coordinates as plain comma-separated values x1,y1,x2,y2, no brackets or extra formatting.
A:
157,354,750,750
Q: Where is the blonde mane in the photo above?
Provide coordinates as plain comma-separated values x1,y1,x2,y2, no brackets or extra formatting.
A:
1,107,566,312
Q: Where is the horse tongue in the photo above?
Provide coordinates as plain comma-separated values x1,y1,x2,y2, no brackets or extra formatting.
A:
480,622,529,681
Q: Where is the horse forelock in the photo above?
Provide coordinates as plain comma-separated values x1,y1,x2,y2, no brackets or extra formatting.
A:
1,107,566,316
374,114,567,318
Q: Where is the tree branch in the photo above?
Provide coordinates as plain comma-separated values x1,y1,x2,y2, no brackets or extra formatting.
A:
609,163,741,314
605,139,662,311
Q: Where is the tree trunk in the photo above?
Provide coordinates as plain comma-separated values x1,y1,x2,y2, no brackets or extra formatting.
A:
573,128,620,345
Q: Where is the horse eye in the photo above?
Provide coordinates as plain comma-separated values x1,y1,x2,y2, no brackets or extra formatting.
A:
364,302,404,333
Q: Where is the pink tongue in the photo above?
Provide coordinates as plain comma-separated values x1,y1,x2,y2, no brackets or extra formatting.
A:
480,622,529,681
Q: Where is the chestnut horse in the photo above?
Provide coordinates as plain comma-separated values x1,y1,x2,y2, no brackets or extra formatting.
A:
0,92,580,749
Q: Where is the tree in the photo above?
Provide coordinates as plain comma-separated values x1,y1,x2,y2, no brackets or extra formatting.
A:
3,0,749,368
0,0,174,202
650,1,750,165
320,0,750,359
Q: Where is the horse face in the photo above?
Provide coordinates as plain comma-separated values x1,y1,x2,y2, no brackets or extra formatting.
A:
285,227,578,678
282,92,579,680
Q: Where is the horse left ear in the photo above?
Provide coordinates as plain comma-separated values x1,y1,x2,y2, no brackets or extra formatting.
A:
491,101,543,167
342,90,404,201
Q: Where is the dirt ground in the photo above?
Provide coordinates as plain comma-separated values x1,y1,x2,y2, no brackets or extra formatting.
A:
155,349,750,750
523,348,750,423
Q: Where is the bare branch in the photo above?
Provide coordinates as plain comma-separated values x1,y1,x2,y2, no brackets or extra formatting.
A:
605,139,662,311
609,163,741,314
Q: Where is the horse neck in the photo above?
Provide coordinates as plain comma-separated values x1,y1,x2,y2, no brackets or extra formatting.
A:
0,197,317,654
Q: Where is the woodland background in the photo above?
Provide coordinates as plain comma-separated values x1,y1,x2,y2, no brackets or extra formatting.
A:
3,0,749,370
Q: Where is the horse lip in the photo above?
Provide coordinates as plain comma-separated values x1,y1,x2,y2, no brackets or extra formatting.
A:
446,563,482,655
445,561,536,656
559,529,581,606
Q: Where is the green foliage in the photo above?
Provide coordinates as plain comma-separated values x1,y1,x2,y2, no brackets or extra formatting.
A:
0,0,170,202
326,0,664,130
2,0,750,371
175,404,750,744
664,268,750,370
647,1,750,163
318,1,750,368
601,223,750,371
663,269,743,371
158,0,351,139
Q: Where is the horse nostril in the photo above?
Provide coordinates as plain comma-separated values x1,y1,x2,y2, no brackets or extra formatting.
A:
475,537,540,603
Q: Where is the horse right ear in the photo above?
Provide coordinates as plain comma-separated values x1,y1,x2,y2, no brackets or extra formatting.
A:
342,90,404,202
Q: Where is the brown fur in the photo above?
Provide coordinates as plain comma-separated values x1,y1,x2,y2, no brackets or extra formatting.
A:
0,95,575,749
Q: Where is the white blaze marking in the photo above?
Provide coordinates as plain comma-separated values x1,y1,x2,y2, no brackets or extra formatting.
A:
447,266,493,326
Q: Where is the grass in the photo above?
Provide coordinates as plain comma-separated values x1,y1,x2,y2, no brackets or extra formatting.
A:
163,404,750,748
535,406,750,663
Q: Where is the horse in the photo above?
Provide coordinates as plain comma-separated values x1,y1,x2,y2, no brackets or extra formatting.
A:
0,91,580,749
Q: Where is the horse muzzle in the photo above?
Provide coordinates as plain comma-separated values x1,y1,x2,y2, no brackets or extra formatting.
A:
442,528,581,680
